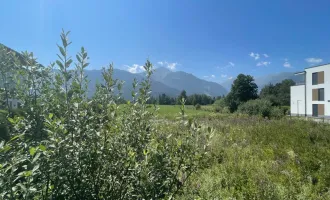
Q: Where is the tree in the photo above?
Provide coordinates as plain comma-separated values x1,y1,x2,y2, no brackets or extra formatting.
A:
277,79,295,106
260,79,295,106
225,74,258,112
260,83,280,106
177,90,187,104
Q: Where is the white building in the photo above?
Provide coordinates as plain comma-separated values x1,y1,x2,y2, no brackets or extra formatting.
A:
291,63,330,117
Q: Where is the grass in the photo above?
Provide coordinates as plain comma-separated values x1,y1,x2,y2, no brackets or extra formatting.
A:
154,105,213,120
146,105,330,199
175,116,330,199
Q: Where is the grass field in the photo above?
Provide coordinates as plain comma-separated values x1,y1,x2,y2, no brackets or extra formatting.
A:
153,105,213,119
145,105,330,199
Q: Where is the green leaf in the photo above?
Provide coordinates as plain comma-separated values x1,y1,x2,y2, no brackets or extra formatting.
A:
9,133,24,142
66,59,73,67
29,147,36,156
49,113,53,119
24,170,32,177
83,63,89,68
39,144,46,151
56,60,64,70
7,117,14,124
17,183,26,192
58,45,66,57
32,153,41,163
32,164,39,172
76,54,82,63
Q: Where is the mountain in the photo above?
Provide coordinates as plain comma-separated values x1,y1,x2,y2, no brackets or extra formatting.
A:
1,43,227,99
150,67,228,97
85,69,180,99
221,72,304,91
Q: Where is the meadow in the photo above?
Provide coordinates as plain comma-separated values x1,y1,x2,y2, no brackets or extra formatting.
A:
150,105,330,199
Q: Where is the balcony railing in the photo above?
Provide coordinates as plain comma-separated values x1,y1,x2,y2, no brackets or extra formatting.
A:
294,81,305,86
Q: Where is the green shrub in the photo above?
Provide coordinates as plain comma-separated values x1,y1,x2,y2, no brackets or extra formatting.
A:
237,99,272,118
271,106,285,119
0,31,213,199
195,103,201,110
213,99,228,113
281,105,290,115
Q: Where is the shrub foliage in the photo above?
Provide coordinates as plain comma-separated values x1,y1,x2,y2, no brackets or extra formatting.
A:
0,30,213,199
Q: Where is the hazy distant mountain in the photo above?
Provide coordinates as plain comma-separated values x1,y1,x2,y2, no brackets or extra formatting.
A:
222,72,304,91
150,67,228,96
1,43,227,98
85,69,180,99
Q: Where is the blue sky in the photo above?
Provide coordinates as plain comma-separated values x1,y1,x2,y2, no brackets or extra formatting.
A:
1,0,330,83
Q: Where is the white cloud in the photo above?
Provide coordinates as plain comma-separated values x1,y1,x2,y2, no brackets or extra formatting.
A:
204,74,215,79
263,54,269,58
216,62,235,71
229,62,235,67
126,64,145,73
305,58,323,64
221,74,227,78
249,52,260,60
228,76,233,80
256,61,271,67
157,61,178,70
283,62,291,68
167,62,178,70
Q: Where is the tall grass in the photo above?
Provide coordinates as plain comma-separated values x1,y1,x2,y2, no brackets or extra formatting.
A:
176,117,330,199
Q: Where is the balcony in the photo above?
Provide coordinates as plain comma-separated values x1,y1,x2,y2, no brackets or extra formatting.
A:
295,81,305,86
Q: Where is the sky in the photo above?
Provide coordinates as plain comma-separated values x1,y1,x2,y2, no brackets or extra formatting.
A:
1,0,330,83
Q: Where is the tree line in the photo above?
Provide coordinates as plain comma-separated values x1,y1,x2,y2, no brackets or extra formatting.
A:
147,91,222,105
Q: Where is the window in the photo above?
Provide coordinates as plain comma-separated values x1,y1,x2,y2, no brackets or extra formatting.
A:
312,88,325,101
313,104,325,117
312,73,318,85
313,104,318,116
312,71,324,85
319,88,324,101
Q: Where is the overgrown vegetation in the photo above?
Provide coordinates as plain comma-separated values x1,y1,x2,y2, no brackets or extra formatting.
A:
178,117,330,199
0,30,213,199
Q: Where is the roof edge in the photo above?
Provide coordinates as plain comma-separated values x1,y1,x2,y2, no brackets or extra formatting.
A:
294,71,305,75
305,62,330,70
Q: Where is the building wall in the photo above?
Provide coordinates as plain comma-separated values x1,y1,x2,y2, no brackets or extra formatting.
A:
305,64,330,117
291,85,305,116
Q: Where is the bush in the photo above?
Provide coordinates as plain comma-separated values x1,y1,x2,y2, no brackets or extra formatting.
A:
0,31,213,199
213,99,226,113
238,99,285,119
281,106,290,115
238,99,272,118
270,106,284,119
195,103,201,110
